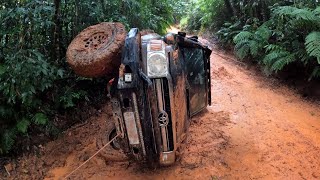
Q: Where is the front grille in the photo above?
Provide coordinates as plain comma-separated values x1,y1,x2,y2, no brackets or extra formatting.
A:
153,78,174,151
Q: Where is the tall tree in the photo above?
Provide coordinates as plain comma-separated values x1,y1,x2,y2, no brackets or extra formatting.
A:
53,0,62,62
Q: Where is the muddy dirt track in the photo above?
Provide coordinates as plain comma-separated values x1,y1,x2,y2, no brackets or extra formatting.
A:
2,39,320,180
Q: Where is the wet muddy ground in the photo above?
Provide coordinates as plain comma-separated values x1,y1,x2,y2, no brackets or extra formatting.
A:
1,39,320,180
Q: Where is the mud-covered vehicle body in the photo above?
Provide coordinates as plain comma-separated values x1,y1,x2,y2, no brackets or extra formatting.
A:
110,28,212,166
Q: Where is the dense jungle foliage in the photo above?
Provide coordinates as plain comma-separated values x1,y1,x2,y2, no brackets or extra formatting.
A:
0,0,189,155
183,0,320,80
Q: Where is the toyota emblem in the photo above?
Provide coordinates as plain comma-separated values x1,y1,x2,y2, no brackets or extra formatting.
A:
158,111,169,127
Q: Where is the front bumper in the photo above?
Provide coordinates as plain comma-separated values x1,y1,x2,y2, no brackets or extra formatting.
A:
112,78,177,166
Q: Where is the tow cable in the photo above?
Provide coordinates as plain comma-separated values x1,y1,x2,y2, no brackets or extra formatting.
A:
64,133,120,179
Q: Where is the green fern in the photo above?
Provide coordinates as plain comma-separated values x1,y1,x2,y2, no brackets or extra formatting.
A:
271,54,296,72
0,130,17,154
32,113,48,125
305,31,320,64
0,65,5,75
309,66,320,81
272,6,318,21
313,6,320,16
273,6,320,29
263,51,283,66
234,40,251,59
291,8,318,21
16,118,30,133
263,49,296,73
265,44,286,53
250,40,259,57
254,25,272,41
295,49,310,65
233,32,253,59
273,6,299,17
233,25,271,60
233,31,253,44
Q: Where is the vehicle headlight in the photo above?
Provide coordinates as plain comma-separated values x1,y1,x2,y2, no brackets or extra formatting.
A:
147,53,168,77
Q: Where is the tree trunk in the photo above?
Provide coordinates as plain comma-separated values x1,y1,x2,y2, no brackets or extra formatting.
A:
230,0,240,18
63,0,70,48
53,0,62,63
224,0,234,16
100,0,106,15
74,0,80,36
261,1,270,22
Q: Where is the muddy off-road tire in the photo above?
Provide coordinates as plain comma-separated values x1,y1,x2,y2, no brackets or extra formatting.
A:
66,22,126,78
96,120,127,162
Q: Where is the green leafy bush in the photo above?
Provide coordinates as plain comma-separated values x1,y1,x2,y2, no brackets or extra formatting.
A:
216,22,242,47
218,3,320,80
233,25,271,59
185,0,320,81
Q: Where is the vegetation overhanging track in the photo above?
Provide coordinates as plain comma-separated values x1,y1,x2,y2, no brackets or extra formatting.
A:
184,0,320,81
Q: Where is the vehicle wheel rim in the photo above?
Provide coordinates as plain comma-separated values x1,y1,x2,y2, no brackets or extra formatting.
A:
109,128,121,150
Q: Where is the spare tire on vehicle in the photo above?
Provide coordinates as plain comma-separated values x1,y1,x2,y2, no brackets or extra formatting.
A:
66,22,126,78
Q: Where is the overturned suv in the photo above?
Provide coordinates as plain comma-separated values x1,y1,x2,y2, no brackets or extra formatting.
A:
109,28,212,166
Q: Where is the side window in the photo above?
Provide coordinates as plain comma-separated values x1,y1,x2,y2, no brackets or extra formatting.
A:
182,47,207,116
